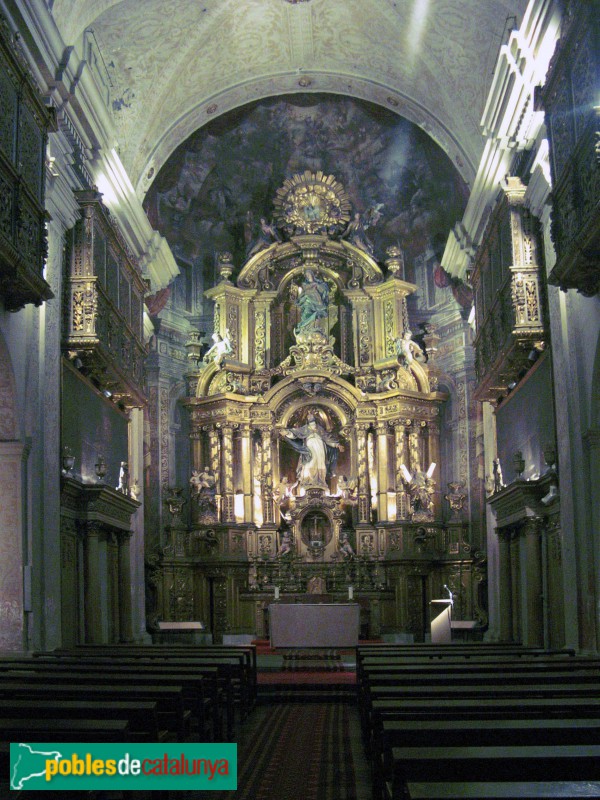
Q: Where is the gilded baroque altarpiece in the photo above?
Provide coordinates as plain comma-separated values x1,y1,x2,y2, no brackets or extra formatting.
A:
157,174,485,640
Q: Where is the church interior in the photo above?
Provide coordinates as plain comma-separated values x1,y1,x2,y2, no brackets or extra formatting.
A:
0,0,599,797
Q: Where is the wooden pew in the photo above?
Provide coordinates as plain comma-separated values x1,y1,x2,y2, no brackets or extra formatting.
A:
374,717,600,800
0,682,189,742
404,781,600,799
0,699,163,741
38,649,250,731
27,655,237,739
389,744,600,798
0,668,209,742
0,718,131,742
61,643,258,707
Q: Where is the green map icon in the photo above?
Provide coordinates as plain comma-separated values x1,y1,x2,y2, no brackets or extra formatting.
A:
11,743,63,789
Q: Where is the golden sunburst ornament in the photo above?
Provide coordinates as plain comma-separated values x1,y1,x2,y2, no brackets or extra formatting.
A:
273,171,352,235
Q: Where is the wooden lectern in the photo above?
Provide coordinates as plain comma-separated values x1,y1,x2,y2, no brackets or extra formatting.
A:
430,598,452,644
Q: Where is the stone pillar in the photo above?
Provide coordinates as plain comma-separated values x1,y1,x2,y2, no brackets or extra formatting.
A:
510,530,521,643
356,424,370,523
376,422,389,522
221,424,235,522
497,529,513,641
240,424,253,522
83,523,103,643
524,517,544,647
0,441,25,649
129,407,147,640
118,532,134,642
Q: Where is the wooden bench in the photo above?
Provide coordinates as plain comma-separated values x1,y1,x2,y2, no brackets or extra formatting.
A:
0,699,164,741
374,717,600,800
403,781,600,799
0,682,189,742
0,718,131,742
389,744,600,798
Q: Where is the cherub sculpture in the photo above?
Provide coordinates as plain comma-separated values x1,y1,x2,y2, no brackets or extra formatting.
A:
395,330,425,368
203,330,232,368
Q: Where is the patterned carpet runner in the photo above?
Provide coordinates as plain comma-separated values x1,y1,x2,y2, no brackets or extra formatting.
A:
282,649,345,672
207,703,371,800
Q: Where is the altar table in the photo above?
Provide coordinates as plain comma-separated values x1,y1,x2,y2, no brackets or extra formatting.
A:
269,603,360,648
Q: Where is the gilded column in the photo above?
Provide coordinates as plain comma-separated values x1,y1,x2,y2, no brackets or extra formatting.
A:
524,517,544,647
356,424,370,523
376,422,389,522
84,522,103,643
261,427,275,525
221,424,235,522
240,424,253,522
190,429,203,473
118,532,134,642
497,529,513,642
408,429,420,472
394,423,409,519
209,426,221,493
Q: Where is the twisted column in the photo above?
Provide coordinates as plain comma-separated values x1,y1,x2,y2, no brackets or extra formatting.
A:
356,424,370,523
220,424,235,522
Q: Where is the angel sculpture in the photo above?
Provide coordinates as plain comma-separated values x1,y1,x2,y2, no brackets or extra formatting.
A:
395,330,425,368
337,475,358,498
246,217,281,258
203,330,232,368
341,204,384,256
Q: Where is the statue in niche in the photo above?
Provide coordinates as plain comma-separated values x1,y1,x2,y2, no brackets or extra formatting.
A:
203,330,232,368
407,468,435,516
293,269,330,334
190,467,218,523
280,412,344,489
395,330,425,368
277,528,294,556
339,531,355,559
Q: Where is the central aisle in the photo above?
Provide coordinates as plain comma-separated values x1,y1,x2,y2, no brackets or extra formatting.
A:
210,701,372,800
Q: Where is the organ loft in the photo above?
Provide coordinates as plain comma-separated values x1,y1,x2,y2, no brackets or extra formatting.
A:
154,173,485,641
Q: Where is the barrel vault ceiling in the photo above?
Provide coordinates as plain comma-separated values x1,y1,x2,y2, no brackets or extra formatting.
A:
49,0,529,197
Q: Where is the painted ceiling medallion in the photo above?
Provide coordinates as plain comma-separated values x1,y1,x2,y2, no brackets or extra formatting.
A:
273,171,352,235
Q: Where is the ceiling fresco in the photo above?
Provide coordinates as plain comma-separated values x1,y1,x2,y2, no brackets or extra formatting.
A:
143,94,469,293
